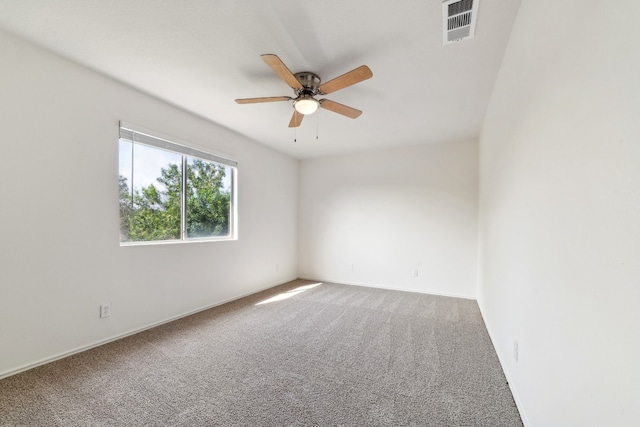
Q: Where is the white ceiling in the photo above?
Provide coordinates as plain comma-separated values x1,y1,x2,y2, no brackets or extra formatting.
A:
0,0,521,159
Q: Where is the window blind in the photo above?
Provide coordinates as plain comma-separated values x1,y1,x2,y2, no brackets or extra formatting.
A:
119,121,237,168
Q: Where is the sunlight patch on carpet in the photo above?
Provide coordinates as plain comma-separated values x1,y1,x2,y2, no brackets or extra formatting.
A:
255,283,322,305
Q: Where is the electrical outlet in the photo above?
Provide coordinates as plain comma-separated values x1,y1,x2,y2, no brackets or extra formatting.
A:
513,340,519,362
100,303,111,318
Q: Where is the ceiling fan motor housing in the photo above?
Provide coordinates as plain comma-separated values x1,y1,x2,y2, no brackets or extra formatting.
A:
294,72,321,96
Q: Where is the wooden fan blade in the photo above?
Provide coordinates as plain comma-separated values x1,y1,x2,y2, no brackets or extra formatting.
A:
261,54,303,90
235,96,291,104
318,65,372,94
319,99,362,119
288,110,304,128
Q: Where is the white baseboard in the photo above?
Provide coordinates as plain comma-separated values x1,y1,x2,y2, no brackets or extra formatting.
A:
477,303,531,427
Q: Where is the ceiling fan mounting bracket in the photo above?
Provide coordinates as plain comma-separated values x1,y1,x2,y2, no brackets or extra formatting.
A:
293,72,321,97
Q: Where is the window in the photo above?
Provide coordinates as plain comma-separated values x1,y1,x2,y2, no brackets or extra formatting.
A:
118,122,237,244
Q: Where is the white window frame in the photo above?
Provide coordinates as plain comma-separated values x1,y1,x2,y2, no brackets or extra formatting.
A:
119,121,238,245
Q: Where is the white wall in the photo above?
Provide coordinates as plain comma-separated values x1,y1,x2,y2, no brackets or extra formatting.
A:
298,141,478,298
0,29,298,378
478,0,640,426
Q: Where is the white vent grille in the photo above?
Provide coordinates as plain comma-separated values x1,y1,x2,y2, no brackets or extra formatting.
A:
442,0,479,45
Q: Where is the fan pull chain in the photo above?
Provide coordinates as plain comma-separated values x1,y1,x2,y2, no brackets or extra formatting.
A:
316,111,319,140
294,126,297,143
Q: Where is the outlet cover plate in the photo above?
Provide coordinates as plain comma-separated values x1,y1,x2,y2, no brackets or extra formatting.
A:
100,303,111,318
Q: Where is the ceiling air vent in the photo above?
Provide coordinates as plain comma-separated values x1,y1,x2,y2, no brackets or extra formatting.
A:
442,0,479,45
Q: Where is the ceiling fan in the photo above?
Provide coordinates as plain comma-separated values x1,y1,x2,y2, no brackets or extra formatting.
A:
235,54,373,128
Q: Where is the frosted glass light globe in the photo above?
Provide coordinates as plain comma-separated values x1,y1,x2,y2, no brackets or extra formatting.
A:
294,98,319,115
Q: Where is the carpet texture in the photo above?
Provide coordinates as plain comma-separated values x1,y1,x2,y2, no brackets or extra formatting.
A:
0,280,523,426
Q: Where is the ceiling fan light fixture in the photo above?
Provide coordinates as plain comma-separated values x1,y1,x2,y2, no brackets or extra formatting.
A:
236,54,372,127
294,97,319,115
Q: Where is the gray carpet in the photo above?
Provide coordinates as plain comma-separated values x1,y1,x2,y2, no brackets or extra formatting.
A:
0,280,523,426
